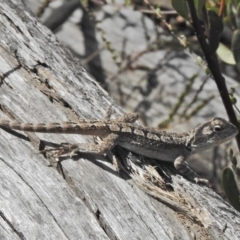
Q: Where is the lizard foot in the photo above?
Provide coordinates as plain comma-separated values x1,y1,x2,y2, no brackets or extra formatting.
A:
194,177,209,186
40,143,79,158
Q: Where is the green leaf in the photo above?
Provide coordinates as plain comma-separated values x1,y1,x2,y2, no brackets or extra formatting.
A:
236,3,240,29
232,29,240,71
222,167,240,212
194,0,205,10
171,0,189,20
226,1,237,29
194,0,206,20
217,43,236,65
208,10,224,53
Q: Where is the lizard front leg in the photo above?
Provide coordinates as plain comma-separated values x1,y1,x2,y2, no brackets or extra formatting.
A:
174,156,209,185
42,134,121,178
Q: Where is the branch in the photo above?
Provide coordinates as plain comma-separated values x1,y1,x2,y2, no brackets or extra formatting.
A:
186,0,240,149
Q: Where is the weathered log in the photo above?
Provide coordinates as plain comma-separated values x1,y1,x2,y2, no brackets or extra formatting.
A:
0,1,240,239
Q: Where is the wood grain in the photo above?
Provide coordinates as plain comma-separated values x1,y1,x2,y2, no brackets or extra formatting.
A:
0,1,240,239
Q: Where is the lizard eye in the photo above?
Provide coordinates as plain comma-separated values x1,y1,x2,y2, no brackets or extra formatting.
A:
213,125,221,132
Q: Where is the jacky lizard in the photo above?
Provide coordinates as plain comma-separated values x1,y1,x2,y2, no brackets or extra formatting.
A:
0,114,238,181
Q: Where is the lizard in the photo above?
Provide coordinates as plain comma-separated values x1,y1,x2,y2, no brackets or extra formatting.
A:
0,113,238,182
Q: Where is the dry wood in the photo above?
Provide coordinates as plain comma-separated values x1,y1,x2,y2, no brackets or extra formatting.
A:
0,1,240,239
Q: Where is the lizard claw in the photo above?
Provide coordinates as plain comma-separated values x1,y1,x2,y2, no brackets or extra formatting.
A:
194,177,209,186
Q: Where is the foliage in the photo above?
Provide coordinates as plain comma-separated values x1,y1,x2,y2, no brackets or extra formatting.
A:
172,0,240,69
171,0,240,210
222,150,240,212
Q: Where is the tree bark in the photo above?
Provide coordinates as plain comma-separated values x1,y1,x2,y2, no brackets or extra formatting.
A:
0,1,239,239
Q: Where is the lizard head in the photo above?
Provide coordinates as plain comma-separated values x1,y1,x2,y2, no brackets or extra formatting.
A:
188,117,238,153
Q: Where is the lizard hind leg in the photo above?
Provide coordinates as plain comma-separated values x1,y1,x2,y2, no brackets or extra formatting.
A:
42,134,119,159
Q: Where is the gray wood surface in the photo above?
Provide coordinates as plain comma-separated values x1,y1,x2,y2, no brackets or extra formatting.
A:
0,1,240,239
